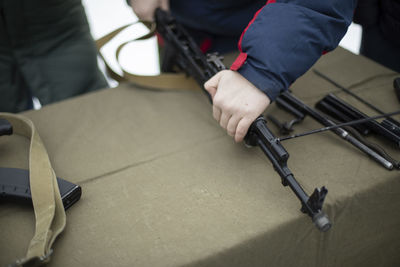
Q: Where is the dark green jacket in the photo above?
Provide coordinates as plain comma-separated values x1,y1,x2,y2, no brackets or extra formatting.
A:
0,0,107,112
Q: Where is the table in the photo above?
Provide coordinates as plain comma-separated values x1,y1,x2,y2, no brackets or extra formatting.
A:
1,48,399,267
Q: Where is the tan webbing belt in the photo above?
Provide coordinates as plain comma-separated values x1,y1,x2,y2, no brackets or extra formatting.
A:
96,21,201,91
0,113,66,267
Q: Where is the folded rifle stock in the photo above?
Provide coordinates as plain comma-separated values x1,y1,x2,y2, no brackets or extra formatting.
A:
155,8,331,231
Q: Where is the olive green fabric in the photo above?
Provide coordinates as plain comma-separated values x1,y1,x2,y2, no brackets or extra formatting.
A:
0,113,66,266
0,0,108,113
0,47,399,266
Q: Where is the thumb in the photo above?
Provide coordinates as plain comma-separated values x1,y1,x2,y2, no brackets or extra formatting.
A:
204,71,223,100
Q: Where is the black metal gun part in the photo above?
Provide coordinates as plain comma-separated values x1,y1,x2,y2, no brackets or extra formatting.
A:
315,71,400,128
156,8,225,102
0,118,81,210
278,110,400,142
267,97,306,134
0,119,13,136
316,93,400,147
313,69,389,115
155,8,331,231
0,167,81,210
315,97,370,135
245,117,331,231
276,92,394,170
394,78,400,103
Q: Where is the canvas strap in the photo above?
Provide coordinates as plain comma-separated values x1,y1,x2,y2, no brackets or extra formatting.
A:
0,113,66,267
96,21,201,91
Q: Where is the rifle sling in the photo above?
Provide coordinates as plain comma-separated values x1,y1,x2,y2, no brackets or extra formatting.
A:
96,21,201,91
0,113,66,267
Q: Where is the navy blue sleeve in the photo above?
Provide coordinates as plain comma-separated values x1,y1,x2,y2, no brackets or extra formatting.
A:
236,0,357,101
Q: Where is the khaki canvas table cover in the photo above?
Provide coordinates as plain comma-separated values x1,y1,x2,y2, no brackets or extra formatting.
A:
1,48,399,266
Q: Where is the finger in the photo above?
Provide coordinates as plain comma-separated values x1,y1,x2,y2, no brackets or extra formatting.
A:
213,106,222,122
160,0,169,10
219,112,231,130
235,117,254,142
226,115,242,137
133,6,155,21
204,72,223,100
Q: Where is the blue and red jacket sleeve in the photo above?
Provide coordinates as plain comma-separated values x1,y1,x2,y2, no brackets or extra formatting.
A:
231,0,357,101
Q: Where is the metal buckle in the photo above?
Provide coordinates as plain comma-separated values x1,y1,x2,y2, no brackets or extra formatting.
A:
9,249,53,267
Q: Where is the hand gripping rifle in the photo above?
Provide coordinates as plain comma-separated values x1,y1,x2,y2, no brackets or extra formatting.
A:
155,9,331,231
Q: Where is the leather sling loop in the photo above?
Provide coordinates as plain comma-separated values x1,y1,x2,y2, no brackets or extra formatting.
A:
0,113,66,267
96,21,201,91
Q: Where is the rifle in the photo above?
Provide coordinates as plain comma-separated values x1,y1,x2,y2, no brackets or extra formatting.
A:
316,93,400,146
275,92,395,170
314,70,400,138
0,118,81,210
155,9,331,231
